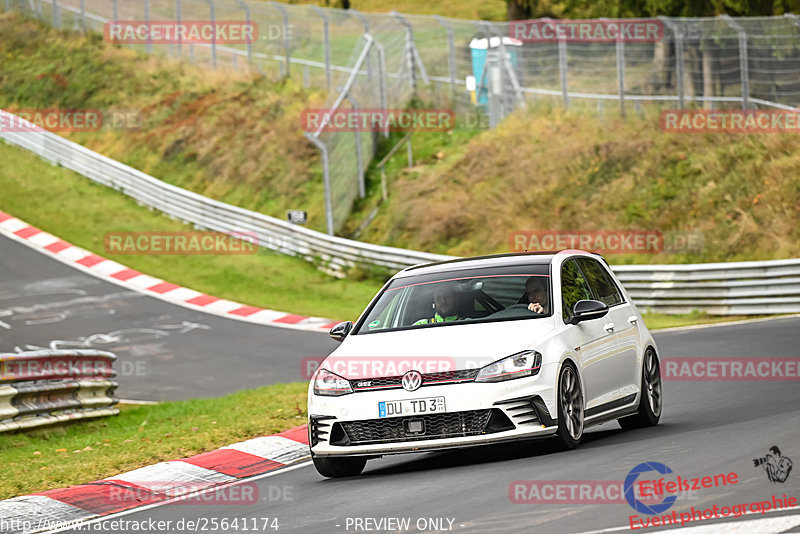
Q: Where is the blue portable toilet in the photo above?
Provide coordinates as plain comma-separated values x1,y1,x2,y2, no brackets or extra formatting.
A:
469,36,523,106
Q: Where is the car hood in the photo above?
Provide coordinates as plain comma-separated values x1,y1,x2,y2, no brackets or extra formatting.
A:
325,318,556,377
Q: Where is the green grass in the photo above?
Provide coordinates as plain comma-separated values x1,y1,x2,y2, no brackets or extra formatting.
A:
358,103,800,263
0,141,381,320
641,312,779,331
0,382,308,499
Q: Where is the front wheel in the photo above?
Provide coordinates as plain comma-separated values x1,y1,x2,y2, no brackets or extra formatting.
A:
618,348,662,430
312,455,367,478
555,362,584,450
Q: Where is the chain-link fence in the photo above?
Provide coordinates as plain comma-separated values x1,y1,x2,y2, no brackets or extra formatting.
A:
4,1,800,233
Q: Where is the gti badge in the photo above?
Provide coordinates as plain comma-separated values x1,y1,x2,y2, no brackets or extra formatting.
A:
401,370,423,392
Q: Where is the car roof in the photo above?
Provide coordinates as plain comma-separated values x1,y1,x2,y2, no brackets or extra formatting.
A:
395,250,599,279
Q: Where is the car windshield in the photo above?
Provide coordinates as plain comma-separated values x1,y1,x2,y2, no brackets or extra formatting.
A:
354,264,552,334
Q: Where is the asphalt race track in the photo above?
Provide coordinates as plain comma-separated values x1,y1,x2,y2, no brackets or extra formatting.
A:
0,234,337,401
4,232,799,533
63,308,800,530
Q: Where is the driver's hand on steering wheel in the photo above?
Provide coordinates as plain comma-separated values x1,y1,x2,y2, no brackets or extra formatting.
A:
528,302,545,314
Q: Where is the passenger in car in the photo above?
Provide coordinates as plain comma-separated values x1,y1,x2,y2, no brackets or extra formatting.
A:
525,276,550,314
413,285,466,325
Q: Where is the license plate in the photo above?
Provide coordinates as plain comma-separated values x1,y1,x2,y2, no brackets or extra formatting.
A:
378,397,445,418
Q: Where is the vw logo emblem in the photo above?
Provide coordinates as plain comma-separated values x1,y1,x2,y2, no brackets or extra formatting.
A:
401,370,423,392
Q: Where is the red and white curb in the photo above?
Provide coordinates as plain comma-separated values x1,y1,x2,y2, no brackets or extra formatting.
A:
0,210,340,333
0,425,310,534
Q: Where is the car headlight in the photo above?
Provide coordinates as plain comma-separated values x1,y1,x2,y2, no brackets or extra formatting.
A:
475,350,542,383
313,368,354,396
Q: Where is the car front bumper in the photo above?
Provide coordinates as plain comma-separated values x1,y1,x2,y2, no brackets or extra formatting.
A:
308,363,560,457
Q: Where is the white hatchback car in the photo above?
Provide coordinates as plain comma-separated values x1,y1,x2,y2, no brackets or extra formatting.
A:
308,251,662,478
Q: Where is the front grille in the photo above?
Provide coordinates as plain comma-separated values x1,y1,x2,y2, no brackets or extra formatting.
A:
335,409,496,445
350,369,480,392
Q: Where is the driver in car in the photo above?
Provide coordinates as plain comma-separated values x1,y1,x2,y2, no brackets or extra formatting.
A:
525,276,550,315
413,285,465,325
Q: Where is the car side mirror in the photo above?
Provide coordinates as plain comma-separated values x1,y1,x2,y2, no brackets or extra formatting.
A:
568,300,609,325
329,321,353,342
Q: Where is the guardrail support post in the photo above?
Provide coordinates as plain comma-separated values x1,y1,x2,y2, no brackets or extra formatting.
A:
434,15,457,104
304,133,335,235
311,6,331,90
270,1,291,78
722,15,749,110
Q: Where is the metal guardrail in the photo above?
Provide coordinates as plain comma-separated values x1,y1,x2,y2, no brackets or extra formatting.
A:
0,109,453,275
2,109,799,315
613,259,800,315
0,350,119,432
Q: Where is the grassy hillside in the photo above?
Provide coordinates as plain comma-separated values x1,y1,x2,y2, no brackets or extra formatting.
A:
0,13,331,233
357,103,800,264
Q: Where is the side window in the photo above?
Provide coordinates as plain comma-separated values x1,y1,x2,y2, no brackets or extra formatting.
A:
561,259,593,322
577,258,624,306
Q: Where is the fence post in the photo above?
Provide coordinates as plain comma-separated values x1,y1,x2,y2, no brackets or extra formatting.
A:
175,0,182,57
235,0,252,65
543,19,569,108
269,1,291,78
392,12,416,90
434,15,457,104
722,15,749,110
612,20,626,118
311,6,331,90
51,0,59,28
659,17,684,110
202,0,216,68
80,0,86,32
344,93,365,199
484,21,523,110
304,134,334,235
372,38,389,138
349,9,372,81
143,0,152,53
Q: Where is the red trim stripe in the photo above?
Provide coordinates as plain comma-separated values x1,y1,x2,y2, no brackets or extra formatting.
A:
180,449,281,478
0,212,13,223
44,240,71,253
76,254,106,267
14,226,41,239
36,481,166,515
229,306,262,317
111,268,142,281
147,282,180,294
186,295,219,306
277,425,309,445
273,314,307,324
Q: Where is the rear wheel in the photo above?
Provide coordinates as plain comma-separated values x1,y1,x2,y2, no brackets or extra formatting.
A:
618,348,662,430
555,362,584,450
312,455,367,478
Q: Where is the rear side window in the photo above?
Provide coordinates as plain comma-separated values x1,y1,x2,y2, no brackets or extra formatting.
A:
577,258,624,306
561,259,593,322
